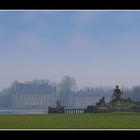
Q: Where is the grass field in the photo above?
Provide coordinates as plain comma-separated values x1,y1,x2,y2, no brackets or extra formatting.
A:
0,112,140,129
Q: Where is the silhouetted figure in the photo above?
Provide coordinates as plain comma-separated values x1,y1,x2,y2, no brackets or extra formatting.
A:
96,97,105,107
48,100,64,113
112,85,123,102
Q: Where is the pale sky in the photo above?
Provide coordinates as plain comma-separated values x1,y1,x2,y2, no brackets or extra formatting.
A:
0,10,140,90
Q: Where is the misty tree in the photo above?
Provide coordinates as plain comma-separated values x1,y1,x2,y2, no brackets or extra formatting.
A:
0,88,12,107
58,76,76,107
11,80,20,93
131,86,140,101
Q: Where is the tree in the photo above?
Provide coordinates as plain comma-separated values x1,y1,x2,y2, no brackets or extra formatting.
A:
59,76,76,91
58,76,76,107
131,86,140,101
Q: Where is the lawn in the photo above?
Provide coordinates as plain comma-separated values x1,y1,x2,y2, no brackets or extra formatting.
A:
0,112,140,129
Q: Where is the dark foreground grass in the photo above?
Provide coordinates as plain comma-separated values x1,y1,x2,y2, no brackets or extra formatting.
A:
0,112,140,129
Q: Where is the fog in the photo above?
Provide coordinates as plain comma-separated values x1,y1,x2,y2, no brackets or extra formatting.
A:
0,76,140,107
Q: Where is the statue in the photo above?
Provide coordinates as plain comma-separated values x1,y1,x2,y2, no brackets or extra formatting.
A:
96,97,105,107
112,85,123,102
57,100,62,108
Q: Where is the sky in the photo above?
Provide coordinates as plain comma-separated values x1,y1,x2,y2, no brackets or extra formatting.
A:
0,10,140,90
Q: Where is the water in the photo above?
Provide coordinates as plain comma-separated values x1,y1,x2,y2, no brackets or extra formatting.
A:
0,109,48,114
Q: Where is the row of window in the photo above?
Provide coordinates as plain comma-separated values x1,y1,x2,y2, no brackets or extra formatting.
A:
15,100,48,105
16,94,56,99
14,90,56,94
